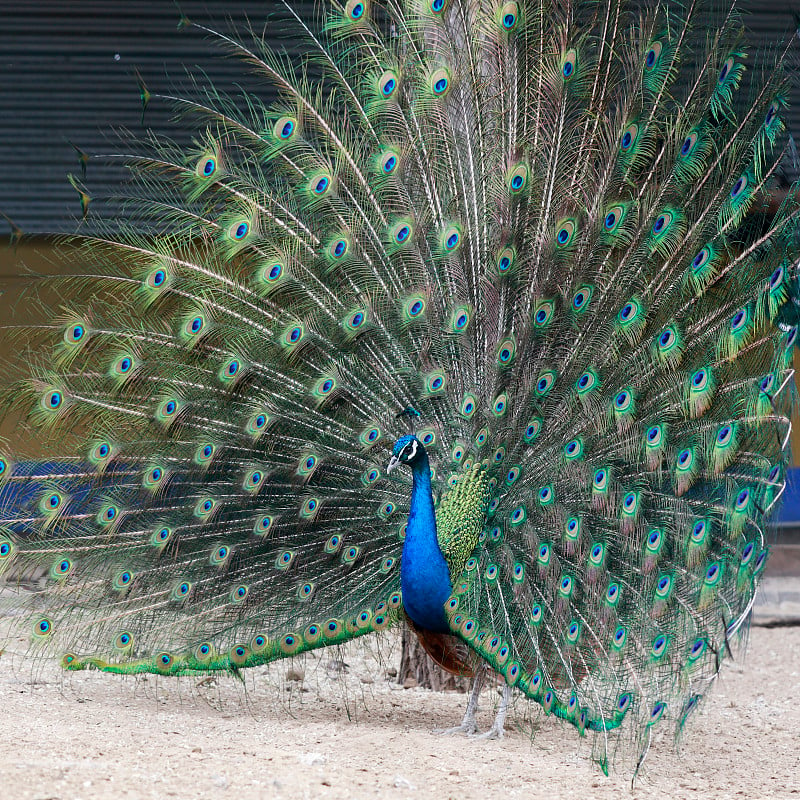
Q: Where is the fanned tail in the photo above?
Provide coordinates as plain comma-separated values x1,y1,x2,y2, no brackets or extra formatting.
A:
0,0,797,772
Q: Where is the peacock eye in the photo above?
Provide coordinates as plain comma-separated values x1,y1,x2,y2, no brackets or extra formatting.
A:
731,174,747,199
681,133,698,157
645,40,663,70
620,122,638,152
719,57,734,84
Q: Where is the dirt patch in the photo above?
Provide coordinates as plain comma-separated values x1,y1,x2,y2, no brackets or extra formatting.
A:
0,626,797,799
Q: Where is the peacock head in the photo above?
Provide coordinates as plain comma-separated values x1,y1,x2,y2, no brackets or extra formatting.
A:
386,435,425,473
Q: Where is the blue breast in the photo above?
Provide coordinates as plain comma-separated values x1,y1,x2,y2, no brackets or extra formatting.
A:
400,452,453,633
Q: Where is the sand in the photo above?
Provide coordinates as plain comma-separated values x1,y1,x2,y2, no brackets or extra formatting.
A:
0,625,798,800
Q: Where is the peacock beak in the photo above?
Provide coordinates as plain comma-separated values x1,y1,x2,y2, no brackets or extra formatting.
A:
386,455,401,474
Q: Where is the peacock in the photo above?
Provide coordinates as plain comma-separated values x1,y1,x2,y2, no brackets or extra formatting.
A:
1,0,798,773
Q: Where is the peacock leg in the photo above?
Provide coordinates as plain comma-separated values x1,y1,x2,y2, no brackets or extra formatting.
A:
432,661,487,735
472,684,511,740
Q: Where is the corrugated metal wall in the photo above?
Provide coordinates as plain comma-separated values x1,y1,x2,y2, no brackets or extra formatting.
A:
0,1,797,233
0,1,318,233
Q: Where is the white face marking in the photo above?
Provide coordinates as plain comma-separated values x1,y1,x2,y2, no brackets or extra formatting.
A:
403,440,418,461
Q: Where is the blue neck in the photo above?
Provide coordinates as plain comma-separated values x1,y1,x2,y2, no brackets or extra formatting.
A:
400,451,452,633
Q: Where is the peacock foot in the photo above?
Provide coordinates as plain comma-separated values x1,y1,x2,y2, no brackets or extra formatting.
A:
433,717,479,736
470,720,505,740
470,685,511,740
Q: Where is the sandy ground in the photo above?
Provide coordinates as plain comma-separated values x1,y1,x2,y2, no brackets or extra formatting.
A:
0,625,798,800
